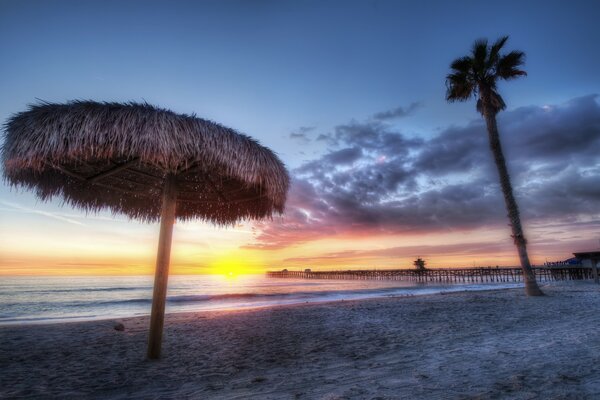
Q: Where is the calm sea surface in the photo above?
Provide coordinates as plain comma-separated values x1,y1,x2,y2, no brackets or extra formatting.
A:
0,275,522,325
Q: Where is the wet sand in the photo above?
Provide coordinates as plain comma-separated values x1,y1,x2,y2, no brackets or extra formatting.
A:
2,282,600,399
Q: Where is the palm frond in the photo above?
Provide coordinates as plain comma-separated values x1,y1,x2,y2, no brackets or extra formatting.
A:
488,36,509,67
445,73,475,101
497,50,527,79
472,38,488,73
498,50,526,67
472,38,488,59
476,90,506,115
490,91,507,111
476,98,484,115
449,56,473,74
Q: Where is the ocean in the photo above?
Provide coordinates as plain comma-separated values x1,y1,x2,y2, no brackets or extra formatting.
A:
0,275,522,325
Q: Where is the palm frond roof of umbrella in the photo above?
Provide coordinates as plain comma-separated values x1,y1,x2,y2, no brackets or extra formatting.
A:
2,100,289,224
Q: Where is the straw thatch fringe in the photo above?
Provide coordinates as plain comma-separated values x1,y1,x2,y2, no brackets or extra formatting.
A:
2,101,289,224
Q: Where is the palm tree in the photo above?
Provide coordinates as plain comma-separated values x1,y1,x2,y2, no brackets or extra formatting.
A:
445,36,543,296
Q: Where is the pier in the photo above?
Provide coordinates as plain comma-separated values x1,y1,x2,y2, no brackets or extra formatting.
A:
267,266,597,284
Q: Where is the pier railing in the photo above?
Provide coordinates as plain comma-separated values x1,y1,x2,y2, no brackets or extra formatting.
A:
266,266,596,284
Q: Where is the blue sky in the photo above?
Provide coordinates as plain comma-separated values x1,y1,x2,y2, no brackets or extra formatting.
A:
1,0,599,273
2,0,598,161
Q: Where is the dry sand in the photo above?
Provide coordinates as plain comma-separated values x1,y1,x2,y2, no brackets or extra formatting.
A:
1,282,600,399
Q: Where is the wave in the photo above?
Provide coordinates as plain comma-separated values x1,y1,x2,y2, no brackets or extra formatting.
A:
0,282,524,325
61,287,433,308
14,286,150,294
0,314,99,324
66,292,297,307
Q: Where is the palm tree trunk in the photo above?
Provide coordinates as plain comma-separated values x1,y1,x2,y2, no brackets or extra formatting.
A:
482,108,544,296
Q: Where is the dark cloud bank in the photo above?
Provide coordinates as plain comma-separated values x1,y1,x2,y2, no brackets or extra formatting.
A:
249,95,600,250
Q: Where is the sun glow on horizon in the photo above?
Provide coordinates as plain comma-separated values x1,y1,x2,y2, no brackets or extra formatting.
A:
206,252,258,277
1,205,596,276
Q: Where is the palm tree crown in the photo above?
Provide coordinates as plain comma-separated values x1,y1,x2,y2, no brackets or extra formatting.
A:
446,36,527,115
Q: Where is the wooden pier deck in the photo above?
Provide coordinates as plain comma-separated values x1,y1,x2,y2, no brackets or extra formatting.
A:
267,266,596,284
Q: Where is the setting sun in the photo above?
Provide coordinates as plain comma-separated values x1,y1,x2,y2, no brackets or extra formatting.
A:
208,253,252,276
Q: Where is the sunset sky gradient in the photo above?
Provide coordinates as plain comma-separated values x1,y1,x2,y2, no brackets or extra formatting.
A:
1,0,599,275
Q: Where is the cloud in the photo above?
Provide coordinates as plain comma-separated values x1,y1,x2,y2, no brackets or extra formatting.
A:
0,199,85,226
324,147,363,165
371,101,422,121
283,241,513,264
244,178,337,250
317,120,424,151
247,95,600,250
289,126,315,143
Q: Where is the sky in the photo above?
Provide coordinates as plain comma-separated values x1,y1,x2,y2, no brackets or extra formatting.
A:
1,0,599,275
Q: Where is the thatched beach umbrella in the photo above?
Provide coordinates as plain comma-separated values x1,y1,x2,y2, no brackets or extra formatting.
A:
2,100,289,359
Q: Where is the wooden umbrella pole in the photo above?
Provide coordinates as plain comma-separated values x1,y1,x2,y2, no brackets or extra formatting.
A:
147,173,178,359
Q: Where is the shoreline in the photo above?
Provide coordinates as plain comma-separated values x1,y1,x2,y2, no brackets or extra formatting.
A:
0,281,524,327
3,282,600,398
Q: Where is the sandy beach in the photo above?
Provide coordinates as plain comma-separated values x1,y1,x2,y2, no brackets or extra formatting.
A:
2,282,600,399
